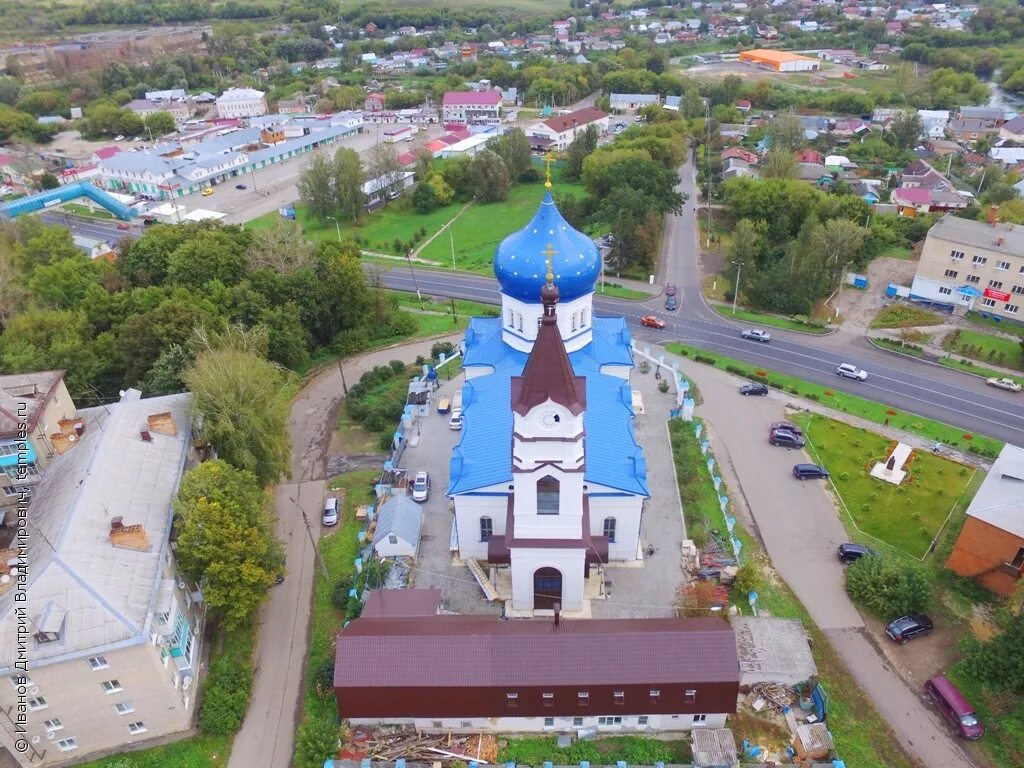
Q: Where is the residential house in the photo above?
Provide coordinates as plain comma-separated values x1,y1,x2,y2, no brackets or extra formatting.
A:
0,371,76,522
948,118,1001,142
910,213,1024,319
955,106,1006,125
609,93,660,111
919,110,952,140
795,149,824,164
899,159,953,190
501,88,519,107
215,87,267,119
363,93,385,113
526,107,609,151
372,495,424,559
947,444,1024,595
124,99,190,124
664,95,682,112
735,100,751,112
989,147,1024,168
796,163,835,186
1000,116,1024,143
276,97,309,116
441,91,502,124
851,181,880,205
831,119,870,139
0,389,204,766
335,600,740,733
72,234,115,260
891,186,969,216
723,158,758,180
721,147,758,165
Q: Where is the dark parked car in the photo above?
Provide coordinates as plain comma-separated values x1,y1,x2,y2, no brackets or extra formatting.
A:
770,428,805,448
886,614,934,644
837,543,875,564
793,463,829,480
235,183,247,190
740,382,769,396
770,420,803,436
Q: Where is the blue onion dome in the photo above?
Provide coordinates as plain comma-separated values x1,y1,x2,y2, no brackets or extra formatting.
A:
494,191,601,302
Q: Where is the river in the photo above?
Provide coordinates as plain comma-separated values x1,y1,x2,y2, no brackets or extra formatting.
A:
987,69,1024,112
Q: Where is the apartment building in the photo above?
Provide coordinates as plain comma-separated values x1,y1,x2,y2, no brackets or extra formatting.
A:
215,87,268,119
911,213,1024,322
441,91,502,124
0,372,76,524
0,390,203,765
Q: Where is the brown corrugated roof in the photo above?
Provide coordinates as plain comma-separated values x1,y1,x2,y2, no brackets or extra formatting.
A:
542,107,608,134
511,298,585,416
362,588,442,618
335,615,738,688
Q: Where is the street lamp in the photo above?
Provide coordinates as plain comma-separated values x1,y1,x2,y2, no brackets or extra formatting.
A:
325,215,342,244
406,250,423,303
731,261,744,316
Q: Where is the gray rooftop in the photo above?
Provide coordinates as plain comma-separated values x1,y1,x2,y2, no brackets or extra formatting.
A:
692,728,739,768
372,495,423,547
927,214,1024,260
732,616,817,686
964,443,1024,539
0,390,192,669
0,371,65,436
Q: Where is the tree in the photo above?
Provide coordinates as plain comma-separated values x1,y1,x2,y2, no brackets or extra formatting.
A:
166,229,248,288
144,110,176,137
246,220,315,274
564,123,599,181
174,460,283,628
844,555,930,618
962,613,1024,694
995,198,1024,224
118,295,217,386
808,218,868,274
760,148,797,180
488,128,532,181
297,153,337,223
260,303,311,371
294,715,340,768
183,344,292,485
412,179,439,213
333,147,365,223
469,149,510,203
724,219,763,295
365,142,405,204
887,110,924,150
766,113,805,152
141,343,193,395
38,172,59,190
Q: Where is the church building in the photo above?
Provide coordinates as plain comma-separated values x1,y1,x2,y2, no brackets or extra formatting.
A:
448,180,649,614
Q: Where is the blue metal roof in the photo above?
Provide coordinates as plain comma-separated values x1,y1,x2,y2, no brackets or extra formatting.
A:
449,318,648,497
494,191,601,303
0,182,136,221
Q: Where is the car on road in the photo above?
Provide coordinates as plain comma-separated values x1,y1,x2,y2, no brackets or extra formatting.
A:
770,420,803,436
322,497,339,527
411,471,430,502
449,413,463,430
770,428,805,448
741,328,771,342
986,377,1022,392
925,675,984,740
793,463,829,480
836,363,868,381
740,382,769,396
235,183,247,190
114,134,125,141
837,543,876,564
641,315,666,329
116,222,130,230
664,283,678,311
202,187,214,196
885,613,934,644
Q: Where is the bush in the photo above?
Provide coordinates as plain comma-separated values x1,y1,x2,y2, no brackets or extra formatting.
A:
638,360,650,374
658,379,669,393
330,576,354,611
844,555,930,618
695,354,716,364
199,657,253,735
431,340,457,359
312,656,336,696
389,359,406,375
346,594,363,620
294,714,341,768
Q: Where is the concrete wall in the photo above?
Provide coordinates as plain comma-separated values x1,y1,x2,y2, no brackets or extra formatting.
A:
946,516,1024,596
348,712,727,733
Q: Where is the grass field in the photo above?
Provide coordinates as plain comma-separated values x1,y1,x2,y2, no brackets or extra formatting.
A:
346,0,566,13
713,305,832,334
61,202,115,220
871,304,945,329
944,327,1024,370
794,414,977,558
390,291,499,317
499,736,687,765
76,736,230,768
871,337,926,357
966,310,1024,337
939,356,1024,385
417,182,586,273
666,343,1004,457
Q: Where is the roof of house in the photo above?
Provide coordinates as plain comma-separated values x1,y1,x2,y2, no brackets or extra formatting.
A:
217,87,265,102
372,494,424,547
959,106,1005,121
0,371,65,437
0,390,191,667
335,615,739,688
927,213,1024,258
740,48,818,63
362,588,442,618
541,106,608,134
92,146,121,160
796,162,832,180
1002,116,1024,135
442,91,502,106
966,443,1024,539
892,186,933,204
609,93,660,104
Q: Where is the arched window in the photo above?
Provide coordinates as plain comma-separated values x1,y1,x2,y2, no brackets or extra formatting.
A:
603,517,616,543
571,312,578,332
537,475,560,515
581,307,589,327
517,312,523,332
480,516,493,542
507,308,514,327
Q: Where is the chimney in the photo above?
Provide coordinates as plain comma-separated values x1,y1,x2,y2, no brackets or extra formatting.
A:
997,237,1005,247
988,205,999,226
139,429,152,442
110,517,124,531
553,602,561,626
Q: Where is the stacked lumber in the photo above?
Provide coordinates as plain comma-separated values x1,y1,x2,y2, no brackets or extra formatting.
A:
361,728,498,763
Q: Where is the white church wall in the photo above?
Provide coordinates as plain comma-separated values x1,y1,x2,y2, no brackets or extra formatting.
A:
510,547,586,611
349,712,726,732
454,489,509,561
500,293,594,353
512,469,585,537
588,494,643,561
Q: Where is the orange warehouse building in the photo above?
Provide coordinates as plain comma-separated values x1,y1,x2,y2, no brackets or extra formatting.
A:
739,49,821,73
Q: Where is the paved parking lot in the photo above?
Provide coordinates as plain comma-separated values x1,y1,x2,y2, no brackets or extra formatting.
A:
404,360,689,618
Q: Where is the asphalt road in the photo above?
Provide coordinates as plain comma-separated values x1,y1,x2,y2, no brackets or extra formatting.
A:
39,211,141,243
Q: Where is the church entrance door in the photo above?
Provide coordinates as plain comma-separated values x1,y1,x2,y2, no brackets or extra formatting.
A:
533,567,562,610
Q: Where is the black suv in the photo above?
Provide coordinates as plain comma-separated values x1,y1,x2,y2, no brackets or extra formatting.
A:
793,463,829,480
770,428,804,448
886,614,934,644
837,543,875,564
740,382,769,396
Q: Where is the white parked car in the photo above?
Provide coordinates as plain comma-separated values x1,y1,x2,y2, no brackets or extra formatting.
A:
322,497,339,527
449,413,463,430
986,377,1022,392
741,328,772,343
836,363,868,381
411,471,430,502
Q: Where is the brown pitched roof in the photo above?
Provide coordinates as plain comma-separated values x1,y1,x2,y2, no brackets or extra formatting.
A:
335,615,739,688
542,106,608,134
0,371,66,437
511,299,585,416
362,588,442,618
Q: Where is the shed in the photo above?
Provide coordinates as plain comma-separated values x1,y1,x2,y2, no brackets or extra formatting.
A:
792,722,834,761
691,728,739,768
732,616,817,686
372,495,424,558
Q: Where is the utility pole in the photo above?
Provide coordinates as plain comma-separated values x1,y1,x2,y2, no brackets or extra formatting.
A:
705,101,713,249
290,496,329,579
731,261,743,316
337,359,348,396
450,230,456,271
407,250,422,303
326,215,342,243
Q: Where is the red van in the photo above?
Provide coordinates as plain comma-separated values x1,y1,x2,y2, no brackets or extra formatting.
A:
924,675,984,740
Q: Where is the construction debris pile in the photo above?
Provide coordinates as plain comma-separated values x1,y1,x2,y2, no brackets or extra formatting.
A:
349,726,499,764
748,682,799,713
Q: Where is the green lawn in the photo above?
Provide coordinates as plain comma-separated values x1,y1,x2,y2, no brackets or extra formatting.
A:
712,304,832,334
499,736,687,766
877,245,914,260
794,414,978,558
966,310,1024,338
61,202,115,220
666,343,1004,458
871,337,926,357
416,182,586,274
944,328,1024,370
938,356,1024,385
76,736,231,768
871,304,945,329
595,282,650,300
389,291,499,318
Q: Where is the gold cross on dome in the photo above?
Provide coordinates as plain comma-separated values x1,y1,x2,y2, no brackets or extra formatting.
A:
544,153,555,189
543,243,557,282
